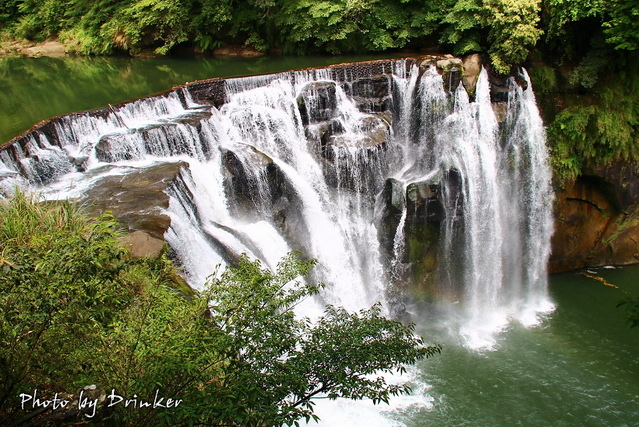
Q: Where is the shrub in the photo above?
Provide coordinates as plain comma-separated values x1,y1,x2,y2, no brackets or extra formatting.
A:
0,193,439,426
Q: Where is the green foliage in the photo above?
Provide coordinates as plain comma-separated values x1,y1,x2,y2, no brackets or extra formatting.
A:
277,0,433,54
440,0,483,58
0,0,21,24
547,64,639,181
604,1,639,51
545,0,606,42
164,253,439,426
543,0,639,87
0,192,134,420
2,0,637,80
485,0,543,74
546,0,639,53
59,0,124,54
14,0,66,40
548,105,596,180
95,0,189,54
220,0,275,52
567,37,610,89
0,193,439,426
92,267,221,425
1,0,453,56
538,2,639,178
441,0,542,74
0,0,638,83
528,64,557,94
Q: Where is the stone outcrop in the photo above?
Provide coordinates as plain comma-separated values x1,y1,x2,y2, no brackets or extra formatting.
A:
79,162,187,258
120,230,166,259
420,54,464,93
550,166,639,273
377,176,446,299
462,53,482,95
0,39,68,57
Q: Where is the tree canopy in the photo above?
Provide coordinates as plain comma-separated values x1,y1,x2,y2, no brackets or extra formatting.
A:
0,192,440,426
1,0,638,74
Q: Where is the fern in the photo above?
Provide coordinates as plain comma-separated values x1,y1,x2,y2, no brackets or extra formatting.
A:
548,66,639,182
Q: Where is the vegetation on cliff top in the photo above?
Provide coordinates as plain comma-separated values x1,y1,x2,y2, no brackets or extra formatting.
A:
0,192,439,426
0,0,635,75
546,64,639,182
529,1,639,182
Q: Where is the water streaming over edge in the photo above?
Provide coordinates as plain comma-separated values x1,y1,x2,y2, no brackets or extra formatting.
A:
0,58,556,424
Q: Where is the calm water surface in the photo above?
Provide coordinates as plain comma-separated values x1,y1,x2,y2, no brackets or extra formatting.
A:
2,55,638,426
0,54,394,144
402,266,639,426
313,266,639,426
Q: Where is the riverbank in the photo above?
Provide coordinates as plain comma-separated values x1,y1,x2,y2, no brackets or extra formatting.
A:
0,37,276,59
0,38,69,57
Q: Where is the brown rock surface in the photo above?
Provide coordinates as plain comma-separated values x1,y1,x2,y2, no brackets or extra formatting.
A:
462,53,482,94
550,175,639,273
120,230,166,259
0,39,67,57
79,161,187,240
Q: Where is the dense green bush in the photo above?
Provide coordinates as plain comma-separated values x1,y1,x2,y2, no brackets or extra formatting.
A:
0,193,439,425
276,0,441,54
546,62,639,182
0,192,181,423
441,0,542,74
0,0,21,24
1,0,638,79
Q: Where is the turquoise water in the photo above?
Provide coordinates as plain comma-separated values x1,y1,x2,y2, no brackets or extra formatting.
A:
307,266,639,426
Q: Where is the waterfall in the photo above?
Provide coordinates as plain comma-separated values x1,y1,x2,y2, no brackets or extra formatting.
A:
0,59,554,346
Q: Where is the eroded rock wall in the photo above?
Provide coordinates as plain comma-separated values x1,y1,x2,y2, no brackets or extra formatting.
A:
550,165,639,273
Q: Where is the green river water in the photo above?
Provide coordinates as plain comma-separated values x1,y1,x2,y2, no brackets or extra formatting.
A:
312,266,639,426
407,266,639,426
1,56,638,426
0,54,392,144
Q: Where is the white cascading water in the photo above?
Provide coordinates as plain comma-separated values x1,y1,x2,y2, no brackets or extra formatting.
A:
0,59,555,422
462,68,553,346
0,59,554,340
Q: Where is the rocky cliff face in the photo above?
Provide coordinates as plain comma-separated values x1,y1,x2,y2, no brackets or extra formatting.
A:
550,165,639,273
527,58,639,273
